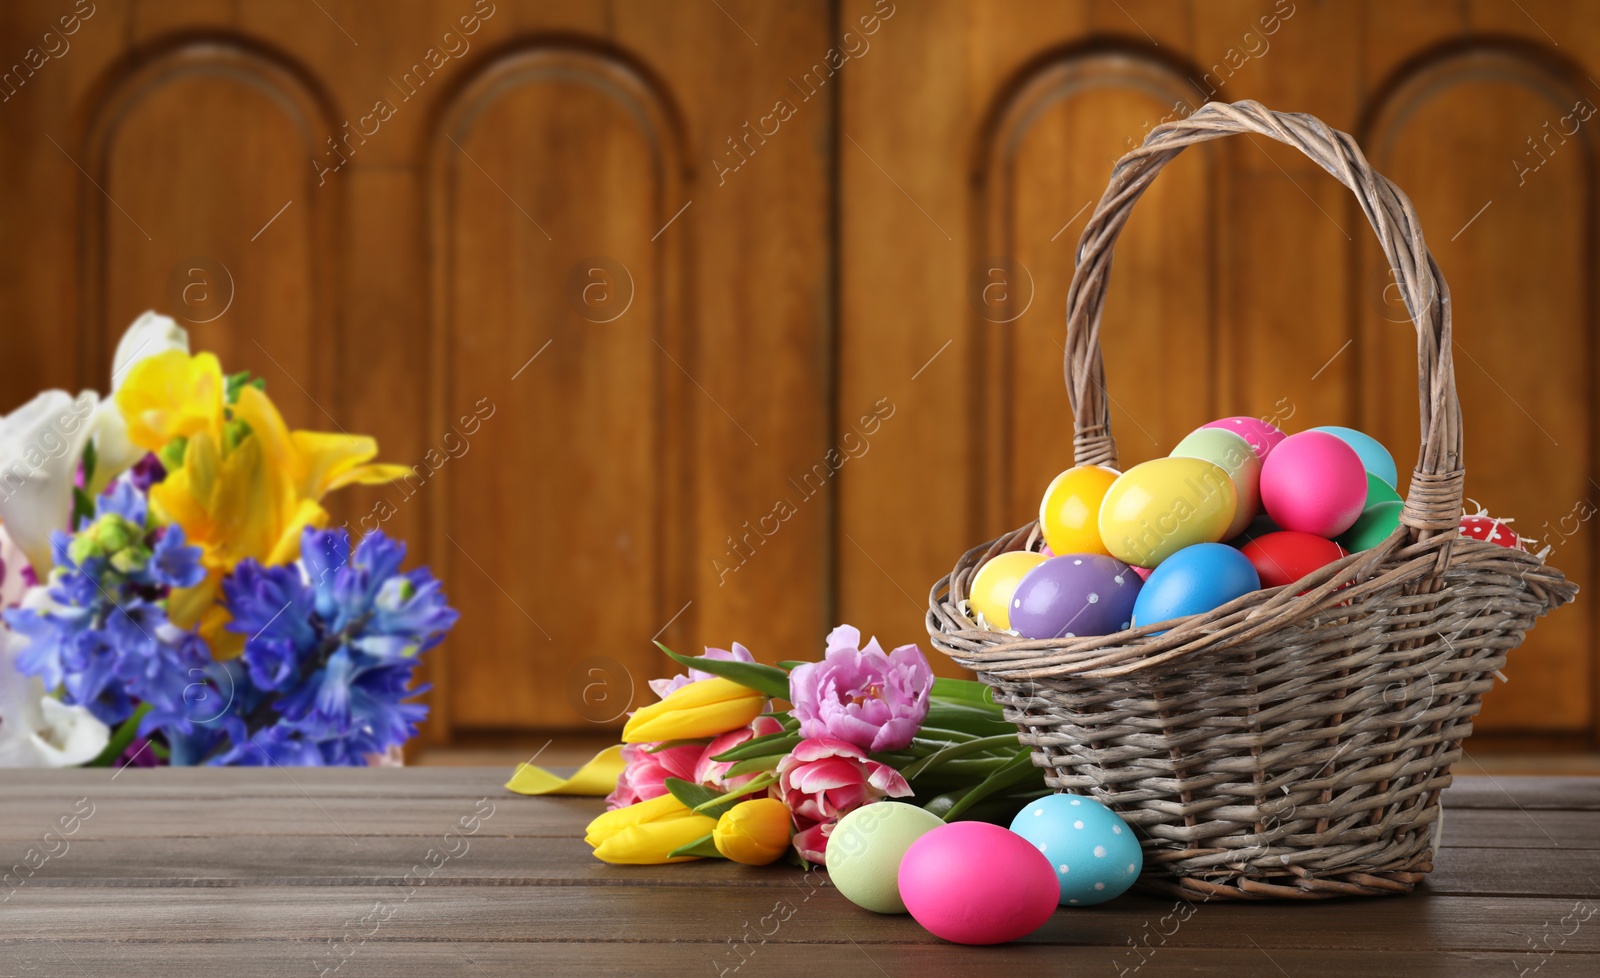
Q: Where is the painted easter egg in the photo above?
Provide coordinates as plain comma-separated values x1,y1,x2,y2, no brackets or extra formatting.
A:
1201,416,1286,460
827,802,947,915
1130,543,1260,631
899,821,1059,945
969,551,1048,631
1098,458,1238,568
1312,426,1399,489
1260,431,1367,537
1009,794,1142,906
1010,554,1141,640
1039,465,1120,556
1170,427,1262,540
1339,500,1404,552
1227,512,1282,549
1460,514,1521,550
1239,531,1348,590
1365,472,1402,509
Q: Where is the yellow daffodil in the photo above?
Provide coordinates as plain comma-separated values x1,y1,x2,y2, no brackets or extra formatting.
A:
621,677,768,744
114,350,226,453
142,377,407,659
712,798,792,865
585,793,718,865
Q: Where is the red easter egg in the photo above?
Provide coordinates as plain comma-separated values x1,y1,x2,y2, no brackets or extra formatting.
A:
1460,515,1520,550
1239,531,1348,590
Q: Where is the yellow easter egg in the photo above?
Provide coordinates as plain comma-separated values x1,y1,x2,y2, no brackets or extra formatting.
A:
1098,457,1238,567
969,550,1047,630
1039,464,1120,556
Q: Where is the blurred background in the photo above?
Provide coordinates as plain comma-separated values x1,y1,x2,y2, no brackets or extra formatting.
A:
1,0,1595,771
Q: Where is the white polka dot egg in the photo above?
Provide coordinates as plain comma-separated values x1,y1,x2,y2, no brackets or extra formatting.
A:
1008,794,1142,906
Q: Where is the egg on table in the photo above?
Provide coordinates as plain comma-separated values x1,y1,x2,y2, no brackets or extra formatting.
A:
826,802,946,915
1009,794,1142,906
899,821,1060,944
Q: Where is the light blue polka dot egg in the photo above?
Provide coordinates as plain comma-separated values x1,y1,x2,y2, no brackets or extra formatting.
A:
1008,794,1142,906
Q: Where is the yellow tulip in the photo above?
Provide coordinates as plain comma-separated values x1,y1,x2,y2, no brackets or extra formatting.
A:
621,677,768,744
115,350,227,452
712,798,792,865
585,793,718,864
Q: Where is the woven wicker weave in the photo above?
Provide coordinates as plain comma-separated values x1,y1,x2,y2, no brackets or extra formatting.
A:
925,101,1578,900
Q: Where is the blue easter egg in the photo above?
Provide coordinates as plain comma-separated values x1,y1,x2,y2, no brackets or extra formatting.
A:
1131,542,1260,631
1009,794,1142,906
1311,426,1398,489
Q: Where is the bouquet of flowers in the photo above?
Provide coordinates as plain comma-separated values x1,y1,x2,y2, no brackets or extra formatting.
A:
508,625,1044,867
0,313,456,767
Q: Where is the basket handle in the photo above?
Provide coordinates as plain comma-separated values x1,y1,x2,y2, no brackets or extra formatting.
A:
1064,100,1463,539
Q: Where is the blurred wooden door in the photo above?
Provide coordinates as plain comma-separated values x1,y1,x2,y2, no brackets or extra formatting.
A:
837,0,1600,750
0,0,835,746
1,0,1596,751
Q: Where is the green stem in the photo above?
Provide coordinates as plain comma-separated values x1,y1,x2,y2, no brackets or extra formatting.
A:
692,772,778,814
86,703,152,767
899,735,1023,779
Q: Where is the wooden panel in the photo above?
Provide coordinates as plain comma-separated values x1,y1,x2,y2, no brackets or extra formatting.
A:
430,47,686,730
980,52,1216,534
1360,46,1596,735
84,42,336,429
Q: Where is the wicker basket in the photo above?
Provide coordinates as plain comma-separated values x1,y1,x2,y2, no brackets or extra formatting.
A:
925,100,1578,900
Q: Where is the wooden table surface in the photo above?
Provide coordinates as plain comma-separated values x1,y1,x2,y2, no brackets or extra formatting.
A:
1,770,1597,977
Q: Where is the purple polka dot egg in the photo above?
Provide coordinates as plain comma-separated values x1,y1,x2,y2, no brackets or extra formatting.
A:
1009,554,1142,640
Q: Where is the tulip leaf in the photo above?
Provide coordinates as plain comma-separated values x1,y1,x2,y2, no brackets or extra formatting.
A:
644,739,706,754
775,660,807,671
691,774,778,815
667,833,724,860
939,748,1047,821
923,702,1015,737
899,734,1024,779
712,732,802,762
932,677,1001,711
657,643,792,701
724,755,784,777
665,778,740,818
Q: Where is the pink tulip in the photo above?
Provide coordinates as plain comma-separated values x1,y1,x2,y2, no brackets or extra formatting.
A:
605,741,705,810
788,625,933,753
694,715,785,791
776,737,912,865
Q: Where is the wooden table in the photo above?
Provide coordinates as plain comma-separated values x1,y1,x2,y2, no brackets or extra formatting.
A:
2,770,1596,977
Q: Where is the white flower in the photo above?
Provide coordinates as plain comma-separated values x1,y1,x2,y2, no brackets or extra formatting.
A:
0,586,110,767
0,312,188,571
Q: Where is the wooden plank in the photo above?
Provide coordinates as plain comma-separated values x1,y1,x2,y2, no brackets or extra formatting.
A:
2,885,1598,952
0,942,1595,978
7,830,1598,900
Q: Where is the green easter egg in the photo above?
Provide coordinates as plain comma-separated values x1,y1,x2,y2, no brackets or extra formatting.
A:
1340,499,1404,552
1365,472,1402,509
827,802,946,914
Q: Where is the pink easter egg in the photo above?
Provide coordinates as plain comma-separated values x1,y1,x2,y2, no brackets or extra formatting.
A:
1201,417,1286,460
1259,431,1368,537
899,822,1059,945
1131,565,1154,581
